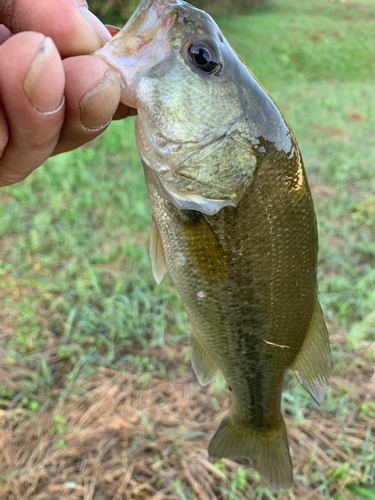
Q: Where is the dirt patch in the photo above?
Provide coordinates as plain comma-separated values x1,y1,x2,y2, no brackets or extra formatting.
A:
347,108,367,122
0,332,374,500
309,180,339,201
314,125,349,142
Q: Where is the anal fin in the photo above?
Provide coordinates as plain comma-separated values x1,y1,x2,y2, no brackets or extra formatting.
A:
290,299,331,405
191,331,218,386
150,217,168,284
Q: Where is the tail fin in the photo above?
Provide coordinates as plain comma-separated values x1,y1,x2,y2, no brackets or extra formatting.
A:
208,414,293,489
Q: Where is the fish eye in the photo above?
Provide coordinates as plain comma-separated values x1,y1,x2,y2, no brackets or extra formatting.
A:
187,40,220,74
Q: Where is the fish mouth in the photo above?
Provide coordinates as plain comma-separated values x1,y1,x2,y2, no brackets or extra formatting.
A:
121,0,176,33
94,0,182,107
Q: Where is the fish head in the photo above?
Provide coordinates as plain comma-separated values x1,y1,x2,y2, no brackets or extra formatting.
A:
95,0,292,215
95,0,230,111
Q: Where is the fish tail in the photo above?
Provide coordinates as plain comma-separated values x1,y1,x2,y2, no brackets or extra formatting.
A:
208,413,293,489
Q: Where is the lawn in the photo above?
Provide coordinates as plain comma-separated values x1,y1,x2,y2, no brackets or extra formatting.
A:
0,0,375,498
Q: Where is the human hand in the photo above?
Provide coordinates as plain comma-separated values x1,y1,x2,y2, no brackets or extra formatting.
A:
0,0,133,187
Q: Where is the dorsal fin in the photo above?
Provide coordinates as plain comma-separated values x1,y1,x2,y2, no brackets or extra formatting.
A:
150,217,168,284
290,299,331,405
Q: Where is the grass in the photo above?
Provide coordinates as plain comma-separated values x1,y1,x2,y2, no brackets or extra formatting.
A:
1,0,375,498
89,0,269,25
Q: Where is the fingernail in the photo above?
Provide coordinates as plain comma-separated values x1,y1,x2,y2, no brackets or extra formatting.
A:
79,7,111,48
80,70,120,130
24,37,64,113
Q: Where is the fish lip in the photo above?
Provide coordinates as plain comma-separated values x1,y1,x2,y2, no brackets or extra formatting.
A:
121,0,175,35
123,0,183,33
94,0,179,107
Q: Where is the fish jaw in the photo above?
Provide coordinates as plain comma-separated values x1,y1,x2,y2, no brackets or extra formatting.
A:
94,0,181,108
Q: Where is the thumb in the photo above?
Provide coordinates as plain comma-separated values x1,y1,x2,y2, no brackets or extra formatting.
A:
0,0,111,58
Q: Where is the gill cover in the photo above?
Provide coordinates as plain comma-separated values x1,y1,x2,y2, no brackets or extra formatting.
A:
94,0,261,215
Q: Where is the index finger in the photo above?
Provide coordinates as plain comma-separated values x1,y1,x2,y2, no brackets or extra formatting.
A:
0,0,111,57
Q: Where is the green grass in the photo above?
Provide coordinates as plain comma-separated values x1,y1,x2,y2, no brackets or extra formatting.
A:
1,120,187,369
1,0,375,498
219,0,375,85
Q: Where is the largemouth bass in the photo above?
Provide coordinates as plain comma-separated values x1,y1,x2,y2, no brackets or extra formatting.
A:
95,0,331,488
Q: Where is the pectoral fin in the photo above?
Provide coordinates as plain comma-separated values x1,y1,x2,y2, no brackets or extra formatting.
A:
150,217,168,284
191,331,218,386
290,299,331,405
177,210,228,283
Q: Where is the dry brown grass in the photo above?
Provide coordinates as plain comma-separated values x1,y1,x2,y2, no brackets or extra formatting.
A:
0,330,374,499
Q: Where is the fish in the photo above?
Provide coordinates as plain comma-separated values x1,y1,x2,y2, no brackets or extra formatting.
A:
94,0,331,489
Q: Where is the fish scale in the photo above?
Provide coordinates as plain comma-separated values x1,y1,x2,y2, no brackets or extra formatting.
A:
95,0,331,488
146,141,315,385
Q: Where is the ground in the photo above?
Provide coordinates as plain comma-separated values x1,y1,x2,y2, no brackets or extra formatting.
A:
0,0,375,498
